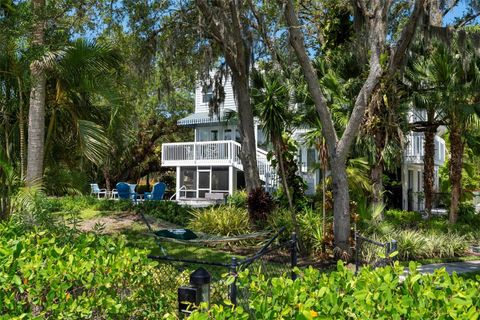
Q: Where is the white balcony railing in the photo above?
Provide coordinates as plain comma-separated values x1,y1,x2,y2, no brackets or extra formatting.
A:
162,140,239,166
162,140,273,176
403,133,445,165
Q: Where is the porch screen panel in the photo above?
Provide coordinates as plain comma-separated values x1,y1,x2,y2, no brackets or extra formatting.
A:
198,171,210,189
212,168,228,191
181,167,196,198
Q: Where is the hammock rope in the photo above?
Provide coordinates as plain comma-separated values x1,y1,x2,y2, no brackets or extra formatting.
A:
138,211,269,245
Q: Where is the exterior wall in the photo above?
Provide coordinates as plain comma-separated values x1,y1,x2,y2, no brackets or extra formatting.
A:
195,124,239,142
195,76,237,114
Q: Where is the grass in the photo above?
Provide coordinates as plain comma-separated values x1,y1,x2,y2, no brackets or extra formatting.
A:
120,229,240,263
47,198,244,265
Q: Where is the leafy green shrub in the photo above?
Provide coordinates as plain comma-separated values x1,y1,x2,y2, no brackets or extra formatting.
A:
135,200,191,226
458,202,478,224
367,229,468,261
247,188,274,226
298,208,324,255
188,206,252,236
384,209,422,228
94,199,134,212
39,196,98,213
395,229,427,260
43,166,90,196
226,190,248,208
0,222,177,318
268,208,325,255
191,262,480,319
424,232,468,259
267,208,295,241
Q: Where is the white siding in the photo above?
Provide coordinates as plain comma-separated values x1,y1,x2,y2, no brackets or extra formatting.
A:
194,76,237,114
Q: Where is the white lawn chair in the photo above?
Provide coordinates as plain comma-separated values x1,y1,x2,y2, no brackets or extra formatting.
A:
90,183,107,198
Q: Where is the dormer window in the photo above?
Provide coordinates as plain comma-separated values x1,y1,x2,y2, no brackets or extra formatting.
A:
202,85,213,103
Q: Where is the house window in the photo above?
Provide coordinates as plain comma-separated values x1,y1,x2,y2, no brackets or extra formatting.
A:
211,130,218,141
224,129,232,141
197,129,209,142
307,149,316,171
202,85,213,103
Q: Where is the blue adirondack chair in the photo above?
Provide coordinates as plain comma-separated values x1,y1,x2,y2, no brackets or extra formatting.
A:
116,182,137,202
144,182,167,201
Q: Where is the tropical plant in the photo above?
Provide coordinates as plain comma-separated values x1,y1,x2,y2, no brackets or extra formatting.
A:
247,187,274,227
191,262,480,319
407,40,480,223
0,222,175,318
226,190,248,208
188,206,252,236
135,201,191,226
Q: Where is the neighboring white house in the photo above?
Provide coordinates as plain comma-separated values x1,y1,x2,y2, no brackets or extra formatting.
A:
161,75,319,203
401,109,446,212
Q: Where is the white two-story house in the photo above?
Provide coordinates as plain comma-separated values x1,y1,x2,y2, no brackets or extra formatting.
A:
161,75,320,203
401,109,446,212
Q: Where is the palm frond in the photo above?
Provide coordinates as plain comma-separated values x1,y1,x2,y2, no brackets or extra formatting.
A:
77,119,111,165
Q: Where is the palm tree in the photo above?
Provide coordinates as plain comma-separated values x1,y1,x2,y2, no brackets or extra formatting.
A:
402,44,445,218
409,42,480,223
251,70,298,226
40,39,123,194
26,0,47,186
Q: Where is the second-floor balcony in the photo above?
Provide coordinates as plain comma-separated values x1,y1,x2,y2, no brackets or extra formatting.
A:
162,140,241,167
403,133,446,166
161,140,272,178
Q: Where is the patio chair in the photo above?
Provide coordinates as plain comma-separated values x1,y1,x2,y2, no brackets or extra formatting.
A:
90,183,107,198
144,182,167,201
116,182,138,202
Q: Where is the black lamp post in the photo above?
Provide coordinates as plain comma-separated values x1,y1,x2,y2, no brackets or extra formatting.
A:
178,267,211,315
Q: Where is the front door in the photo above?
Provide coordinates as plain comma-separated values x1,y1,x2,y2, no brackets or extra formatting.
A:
197,168,211,198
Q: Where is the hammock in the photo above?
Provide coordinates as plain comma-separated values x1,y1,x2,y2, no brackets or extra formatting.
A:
138,211,269,245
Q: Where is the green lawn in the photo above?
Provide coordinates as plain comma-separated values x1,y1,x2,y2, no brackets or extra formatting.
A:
59,206,242,264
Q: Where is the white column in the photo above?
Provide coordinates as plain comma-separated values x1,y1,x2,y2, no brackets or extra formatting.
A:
254,121,258,147
176,166,181,201
402,164,408,211
229,166,234,195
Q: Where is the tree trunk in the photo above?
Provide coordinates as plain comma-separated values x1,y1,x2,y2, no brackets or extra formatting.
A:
331,158,351,255
423,110,437,218
371,160,384,209
274,138,301,240
449,123,463,224
230,70,261,192
283,0,424,255
17,77,26,180
422,0,442,218
275,138,293,211
371,127,385,213
103,167,111,191
26,0,46,186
